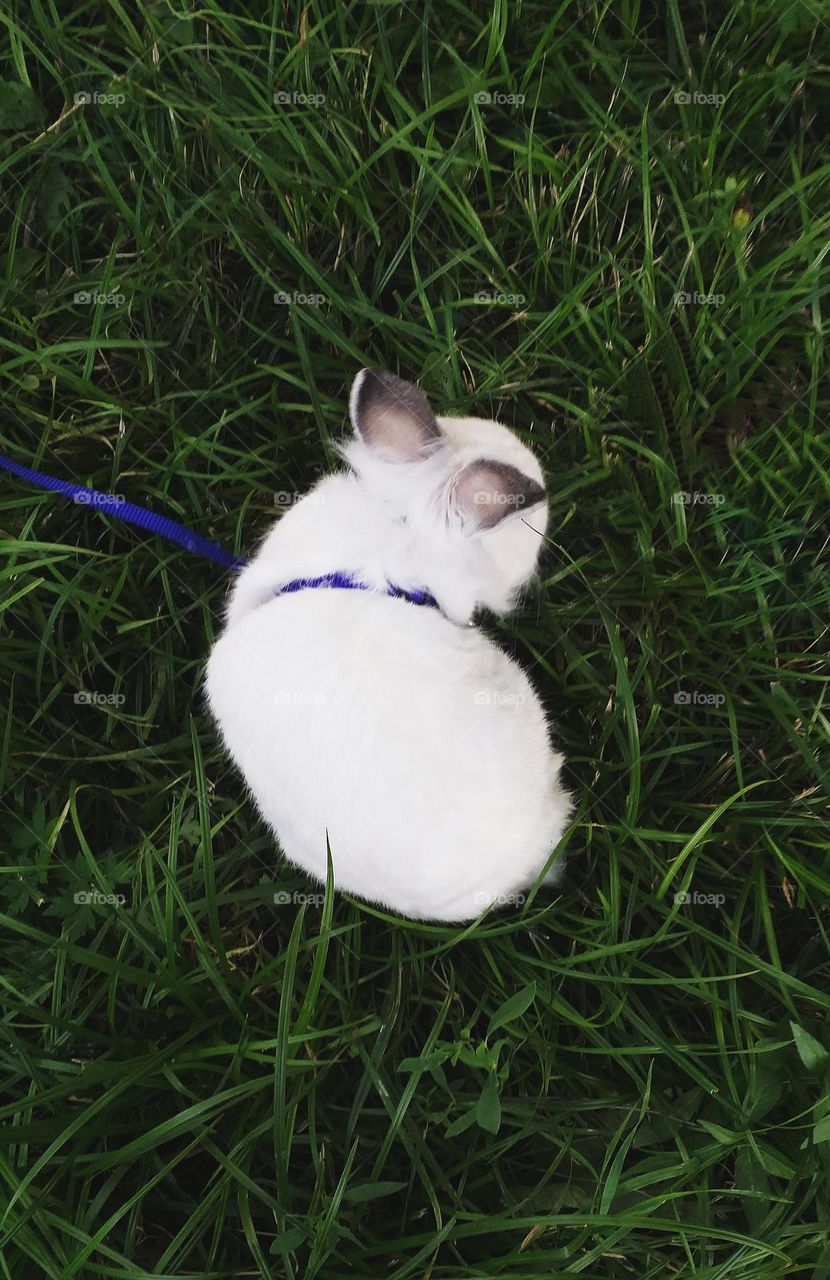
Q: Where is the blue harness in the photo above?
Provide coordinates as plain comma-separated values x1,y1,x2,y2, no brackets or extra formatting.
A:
0,451,439,609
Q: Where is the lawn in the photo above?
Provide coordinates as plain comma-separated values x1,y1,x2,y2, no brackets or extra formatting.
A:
1,1,830,1276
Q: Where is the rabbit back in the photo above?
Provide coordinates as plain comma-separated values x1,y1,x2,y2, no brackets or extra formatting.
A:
206,590,570,920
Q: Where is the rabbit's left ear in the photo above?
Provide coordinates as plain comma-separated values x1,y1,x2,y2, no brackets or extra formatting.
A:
452,460,547,531
349,369,441,462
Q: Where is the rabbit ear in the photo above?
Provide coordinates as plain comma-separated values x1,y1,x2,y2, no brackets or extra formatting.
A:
453,460,547,530
349,369,441,462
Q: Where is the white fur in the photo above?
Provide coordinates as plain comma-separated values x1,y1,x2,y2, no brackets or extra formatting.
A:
205,374,571,921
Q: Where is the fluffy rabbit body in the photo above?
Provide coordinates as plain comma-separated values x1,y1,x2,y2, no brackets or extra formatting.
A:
206,370,570,920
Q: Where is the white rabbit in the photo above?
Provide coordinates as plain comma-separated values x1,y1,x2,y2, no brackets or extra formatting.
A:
205,369,571,921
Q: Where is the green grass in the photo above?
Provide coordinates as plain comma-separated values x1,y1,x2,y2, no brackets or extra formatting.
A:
1,0,830,1275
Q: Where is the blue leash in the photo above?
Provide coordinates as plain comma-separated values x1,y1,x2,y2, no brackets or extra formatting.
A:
0,450,440,609
0,451,247,572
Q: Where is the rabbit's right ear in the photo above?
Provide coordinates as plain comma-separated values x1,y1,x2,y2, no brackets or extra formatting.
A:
349,369,441,462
